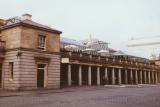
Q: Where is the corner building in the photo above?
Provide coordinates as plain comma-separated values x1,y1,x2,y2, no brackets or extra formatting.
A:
0,14,62,90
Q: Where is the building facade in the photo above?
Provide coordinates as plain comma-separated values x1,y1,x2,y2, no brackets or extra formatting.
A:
0,14,62,90
0,14,160,90
60,38,160,87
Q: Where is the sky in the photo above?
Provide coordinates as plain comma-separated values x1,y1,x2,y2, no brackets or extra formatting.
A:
1,0,160,56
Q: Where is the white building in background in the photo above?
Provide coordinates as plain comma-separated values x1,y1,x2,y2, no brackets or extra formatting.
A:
127,36,160,59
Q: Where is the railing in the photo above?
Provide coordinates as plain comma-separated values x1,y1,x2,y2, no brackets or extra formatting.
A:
61,50,160,70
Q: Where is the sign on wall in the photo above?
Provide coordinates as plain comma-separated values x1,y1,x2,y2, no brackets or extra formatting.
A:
61,58,69,63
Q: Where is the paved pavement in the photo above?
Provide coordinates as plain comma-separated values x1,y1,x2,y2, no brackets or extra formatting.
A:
0,85,160,107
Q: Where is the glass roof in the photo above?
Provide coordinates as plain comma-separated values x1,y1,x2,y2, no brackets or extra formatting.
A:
60,37,84,47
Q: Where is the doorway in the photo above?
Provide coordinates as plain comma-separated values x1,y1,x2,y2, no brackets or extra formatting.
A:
37,64,46,88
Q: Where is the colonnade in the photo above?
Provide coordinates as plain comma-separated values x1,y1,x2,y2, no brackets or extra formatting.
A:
67,64,159,86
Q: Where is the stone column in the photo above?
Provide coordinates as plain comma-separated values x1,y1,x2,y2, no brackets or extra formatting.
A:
144,71,147,84
97,67,100,86
158,72,160,83
125,69,128,84
68,64,71,86
78,65,82,86
152,71,155,84
148,71,151,84
112,68,115,85
135,70,138,84
118,68,121,85
105,68,108,84
155,72,158,84
88,66,92,86
140,70,142,84
130,69,133,84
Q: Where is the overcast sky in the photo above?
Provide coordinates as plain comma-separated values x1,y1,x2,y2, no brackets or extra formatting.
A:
1,0,160,52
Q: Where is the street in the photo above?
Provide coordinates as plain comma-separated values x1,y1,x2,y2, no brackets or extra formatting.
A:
0,85,160,107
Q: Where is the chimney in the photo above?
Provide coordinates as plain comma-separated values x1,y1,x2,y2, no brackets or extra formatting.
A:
22,13,32,20
0,19,6,25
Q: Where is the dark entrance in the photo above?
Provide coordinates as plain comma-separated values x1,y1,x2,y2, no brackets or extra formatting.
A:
115,68,119,85
132,70,136,84
0,63,2,88
121,69,125,84
37,64,46,88
60,64,68,87
108,68,112,84
71,64,78,86
82,65,88,85
127,70,131,84
142,71,145,84
91,66,97,85
100,67,105,85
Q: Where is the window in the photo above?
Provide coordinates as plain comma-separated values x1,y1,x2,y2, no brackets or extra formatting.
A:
38,35,46,50
9,62,13,80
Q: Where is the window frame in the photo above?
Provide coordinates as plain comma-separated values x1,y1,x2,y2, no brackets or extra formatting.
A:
38,34,46,50
9,62,14,81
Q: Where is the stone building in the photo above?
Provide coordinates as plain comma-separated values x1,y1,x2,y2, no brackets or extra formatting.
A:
60,37,160,87
0,14,160,90
0,14,62,90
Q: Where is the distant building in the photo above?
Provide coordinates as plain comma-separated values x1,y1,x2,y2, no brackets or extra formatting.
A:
61,37,116,56
60,37,85,51
127,36,160,59
60,37,160,87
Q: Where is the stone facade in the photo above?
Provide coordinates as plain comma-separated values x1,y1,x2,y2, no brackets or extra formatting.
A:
2,50,60,90
60,50,160,87
1,26,60,52
0,15,61,90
